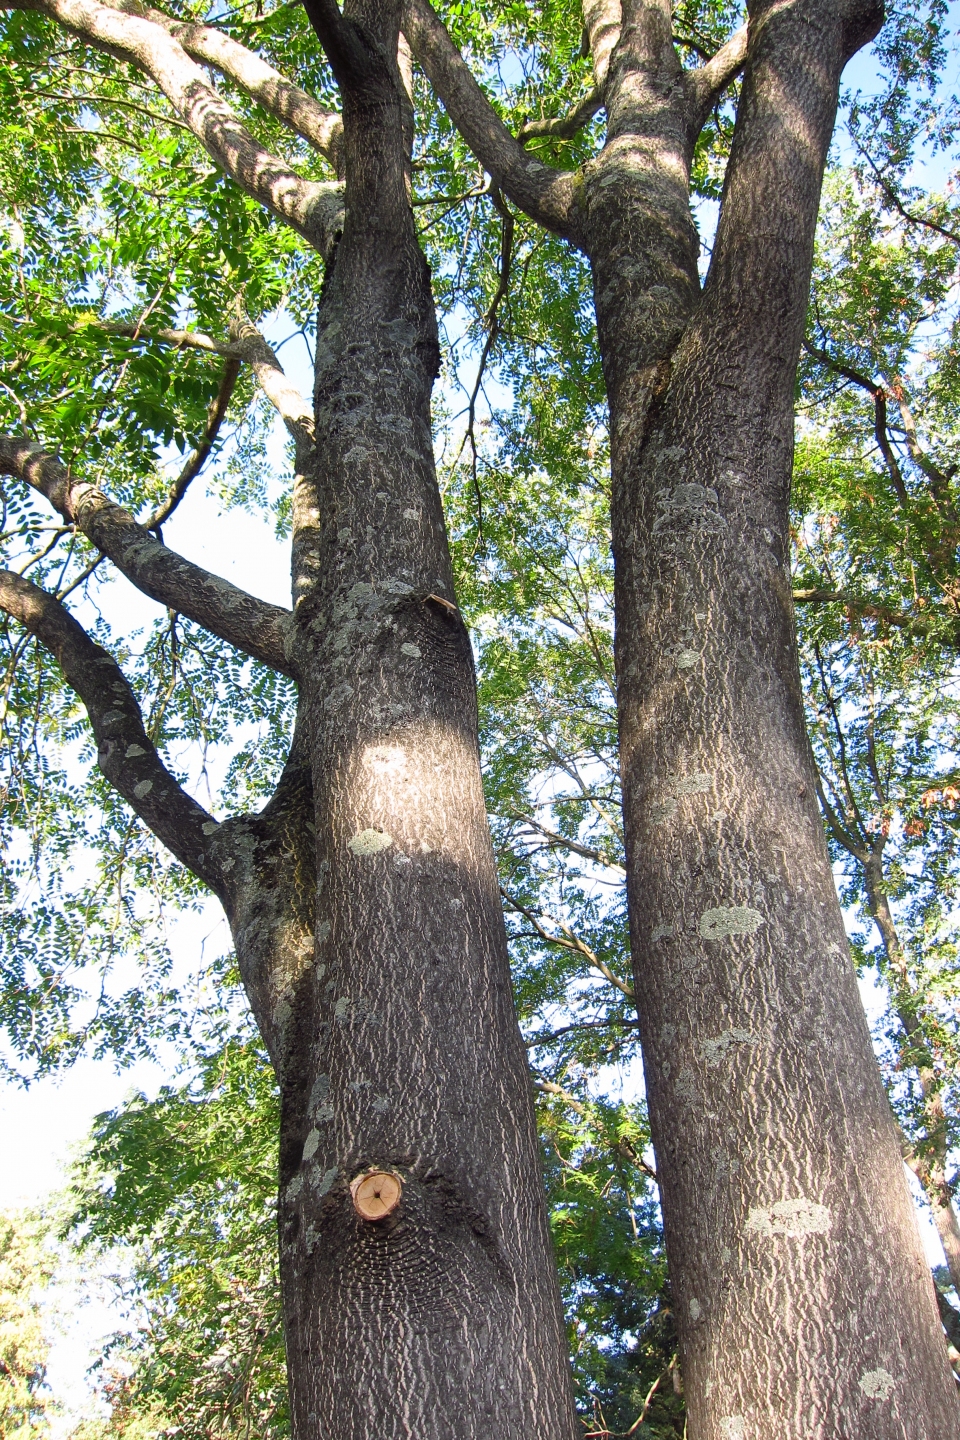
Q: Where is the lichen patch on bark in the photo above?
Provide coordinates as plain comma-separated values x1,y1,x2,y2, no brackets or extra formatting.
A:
348,828,393,855
699,906,764,940
744,1198,832,1239
858,1369,895,1401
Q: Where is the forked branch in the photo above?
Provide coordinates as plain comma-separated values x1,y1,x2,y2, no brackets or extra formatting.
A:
0,437,297,677
6,0,343,253
402,0,583,244
0,568,226,892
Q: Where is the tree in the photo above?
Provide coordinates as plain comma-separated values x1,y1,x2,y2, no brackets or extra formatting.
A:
0,1210,57,1440
0,0,577,1434
397,0,959,1429
4,2,960,1438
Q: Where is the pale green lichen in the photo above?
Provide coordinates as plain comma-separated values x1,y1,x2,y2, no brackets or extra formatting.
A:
133,779,153,799
701,1028,759,1067
745,1197,831,1239
400,642,422,658
673,772,713,795
125,744,147,758
719,1418,745,1440
859,1369,895,1400
699,906,763,940
302,1128,320,1162
348,828,393,856
675,648,700,669
316,1166,338,1197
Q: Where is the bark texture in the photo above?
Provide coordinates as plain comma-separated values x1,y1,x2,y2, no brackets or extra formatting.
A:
405,0,960,1428
236,3,577,1435
606,2,960,1433
0,0,579,1430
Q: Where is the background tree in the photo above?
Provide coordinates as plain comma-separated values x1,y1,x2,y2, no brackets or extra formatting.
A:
0,1209,57,1440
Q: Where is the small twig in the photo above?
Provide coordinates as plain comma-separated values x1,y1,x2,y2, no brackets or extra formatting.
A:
500,886,634,998
451,187,515,549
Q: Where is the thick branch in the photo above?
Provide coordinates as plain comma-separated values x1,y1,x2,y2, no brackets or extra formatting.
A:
7,0,343,253
112,0,345,172
402,0,582,243
685,22,747,134
300,0,383,93
229,310,315,453
582,0,620,89
0,568,225,891
0,437,297,678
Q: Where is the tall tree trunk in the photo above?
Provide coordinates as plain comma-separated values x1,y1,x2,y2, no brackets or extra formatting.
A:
597,1,960,1433
229,4,578,1435
405,0,960,1424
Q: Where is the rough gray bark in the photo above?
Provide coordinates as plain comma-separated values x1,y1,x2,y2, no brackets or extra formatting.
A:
252,1,576,1433
0,0,580,1432
605,2,960,1433
406,0,960,1431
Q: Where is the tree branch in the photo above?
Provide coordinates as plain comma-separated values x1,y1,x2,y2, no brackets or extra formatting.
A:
518,88,602,143
229,309,315,453
582,0,620,89
685,22,747,135
0,568,226,892
7,0,343,254
112,0,345,172
300,0,383,93
73,315,315,450
0,437,297,678
792,587,955,639
508,810,626,875
803,340,909,505
402,0,582,243
147,357,241,531
501,886,634,997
